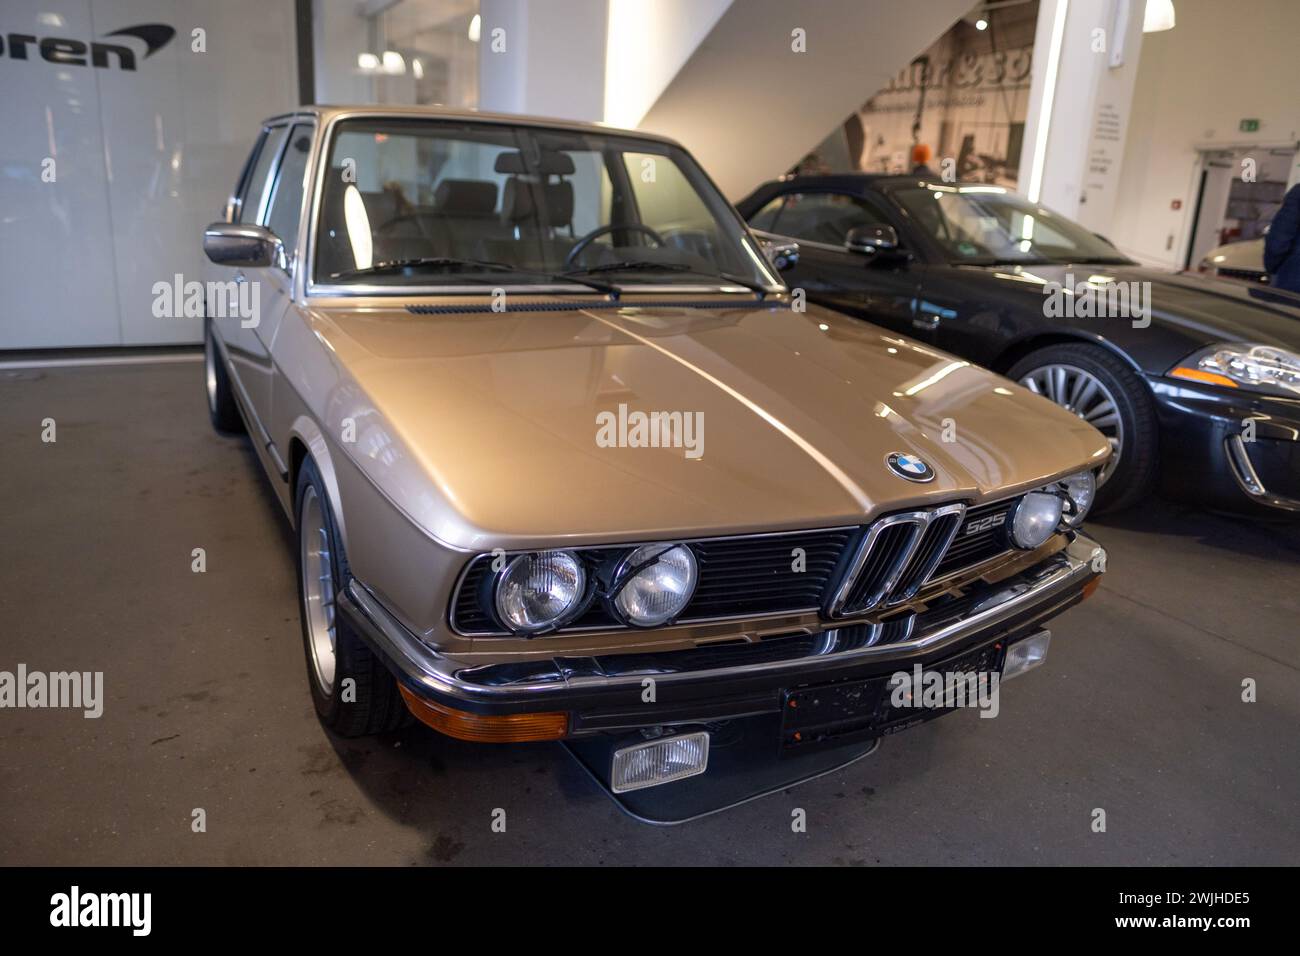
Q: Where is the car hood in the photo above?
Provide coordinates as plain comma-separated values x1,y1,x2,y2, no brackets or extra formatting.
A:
309,297,1109,548
1201,238,1265,271
965,262,1300,351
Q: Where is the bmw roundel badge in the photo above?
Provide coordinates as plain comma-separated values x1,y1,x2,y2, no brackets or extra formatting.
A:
885,451,935,482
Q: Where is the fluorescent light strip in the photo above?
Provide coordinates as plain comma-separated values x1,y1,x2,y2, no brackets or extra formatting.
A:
1027,0,1069,203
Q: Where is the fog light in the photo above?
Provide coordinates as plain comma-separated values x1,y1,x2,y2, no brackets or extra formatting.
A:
610,731,709,793
1003,630,1051,681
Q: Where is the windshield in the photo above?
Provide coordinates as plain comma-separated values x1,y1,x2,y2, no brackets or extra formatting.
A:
891,185,1133,266
313,118,777,289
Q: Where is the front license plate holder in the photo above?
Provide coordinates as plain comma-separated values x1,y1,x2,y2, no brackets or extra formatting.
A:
780,641,1007,754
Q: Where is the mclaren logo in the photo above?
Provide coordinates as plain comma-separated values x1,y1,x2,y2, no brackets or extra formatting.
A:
1,23,174,71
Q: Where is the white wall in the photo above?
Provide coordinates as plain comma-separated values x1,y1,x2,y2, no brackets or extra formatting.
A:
0,0,298,349
1108,0,1300,268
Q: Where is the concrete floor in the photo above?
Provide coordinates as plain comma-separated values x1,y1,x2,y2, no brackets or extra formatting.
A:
2,359,1298,865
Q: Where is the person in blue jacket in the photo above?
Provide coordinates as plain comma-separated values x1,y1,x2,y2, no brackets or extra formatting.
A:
1264,182,1300,293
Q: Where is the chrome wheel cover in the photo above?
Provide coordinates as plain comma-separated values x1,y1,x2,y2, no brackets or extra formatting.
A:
1019,363,1123,486
299,486,337,695
204,331,218,414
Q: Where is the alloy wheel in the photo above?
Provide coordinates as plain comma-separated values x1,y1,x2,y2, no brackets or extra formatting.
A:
1019,363,1123,486
299,486,337,695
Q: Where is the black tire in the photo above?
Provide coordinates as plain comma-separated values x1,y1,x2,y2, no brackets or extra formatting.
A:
204,317,244,434
1007,342,1158,514
294,456,410,737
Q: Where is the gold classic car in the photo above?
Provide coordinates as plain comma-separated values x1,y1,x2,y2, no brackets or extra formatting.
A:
201,107,1109,811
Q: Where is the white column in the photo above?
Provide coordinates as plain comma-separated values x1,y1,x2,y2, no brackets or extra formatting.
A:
477,0,608,122
1018,0,1147,233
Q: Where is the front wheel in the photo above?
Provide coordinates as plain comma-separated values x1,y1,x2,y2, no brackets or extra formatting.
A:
295,456,410,737
1007,342,1158,514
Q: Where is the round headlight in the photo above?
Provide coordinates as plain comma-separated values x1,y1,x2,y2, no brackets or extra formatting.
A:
612,544,698,627
494,551,586,633
1055,470,1096,527
1009,491,1064,549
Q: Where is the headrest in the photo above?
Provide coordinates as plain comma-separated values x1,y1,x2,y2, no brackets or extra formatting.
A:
501,179,574,227
433,179,498,215
494,150,576,176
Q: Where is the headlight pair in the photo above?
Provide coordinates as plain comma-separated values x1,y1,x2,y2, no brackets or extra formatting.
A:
493,544,698,635
1171,343,1300,397
1007,469,1096,550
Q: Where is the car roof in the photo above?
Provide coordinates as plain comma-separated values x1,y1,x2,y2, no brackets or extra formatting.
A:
754,173,1004,194
255,104,684,148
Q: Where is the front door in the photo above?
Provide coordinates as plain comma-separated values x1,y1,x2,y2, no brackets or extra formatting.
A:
747,190,919,337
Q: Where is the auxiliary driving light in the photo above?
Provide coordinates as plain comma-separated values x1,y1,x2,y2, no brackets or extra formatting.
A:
610,731,710,793
1009,491,1064,549
1002,630,1051,681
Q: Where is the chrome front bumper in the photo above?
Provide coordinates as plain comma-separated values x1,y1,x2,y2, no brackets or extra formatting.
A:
338,533,1105,728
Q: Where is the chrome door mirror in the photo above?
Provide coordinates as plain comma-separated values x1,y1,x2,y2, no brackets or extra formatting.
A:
845,224,899,254
758,237,800,271
203,222,282,268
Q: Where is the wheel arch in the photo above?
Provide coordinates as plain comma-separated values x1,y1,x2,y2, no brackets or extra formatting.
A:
287,416,348,550
989,330,1145,377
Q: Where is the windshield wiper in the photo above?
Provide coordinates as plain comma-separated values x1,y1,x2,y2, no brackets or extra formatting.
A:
562,261,770,294
331,256,522,279
333,256,621,294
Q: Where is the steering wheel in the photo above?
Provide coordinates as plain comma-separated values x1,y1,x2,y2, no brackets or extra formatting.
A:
565,223,665,267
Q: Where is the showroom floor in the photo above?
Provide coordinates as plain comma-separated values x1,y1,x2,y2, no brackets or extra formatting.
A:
2,359,1298,865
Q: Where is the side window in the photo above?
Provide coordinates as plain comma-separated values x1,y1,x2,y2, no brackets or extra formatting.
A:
229,130,267,222
237,125,288,224
264,126,314,264
768,192,894,246
747,196,787,233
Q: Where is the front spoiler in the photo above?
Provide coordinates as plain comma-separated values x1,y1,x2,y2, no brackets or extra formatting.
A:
338,534,1105,731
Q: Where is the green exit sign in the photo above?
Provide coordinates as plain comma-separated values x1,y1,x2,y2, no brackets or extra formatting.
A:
1240,118,1260,132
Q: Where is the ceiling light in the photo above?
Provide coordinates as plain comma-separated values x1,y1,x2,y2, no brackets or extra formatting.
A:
1143,0,1175,32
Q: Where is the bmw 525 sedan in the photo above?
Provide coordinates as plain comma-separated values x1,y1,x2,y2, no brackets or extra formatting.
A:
201,106,1108,815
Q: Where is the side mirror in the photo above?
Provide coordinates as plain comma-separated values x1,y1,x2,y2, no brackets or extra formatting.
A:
846,224,899,254
759,237,800,272
204,222,282,268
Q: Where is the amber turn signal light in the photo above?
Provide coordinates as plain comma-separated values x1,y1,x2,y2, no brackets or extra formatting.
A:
1169,367,1238,388
1081,576,1102,601
398,685,569,742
